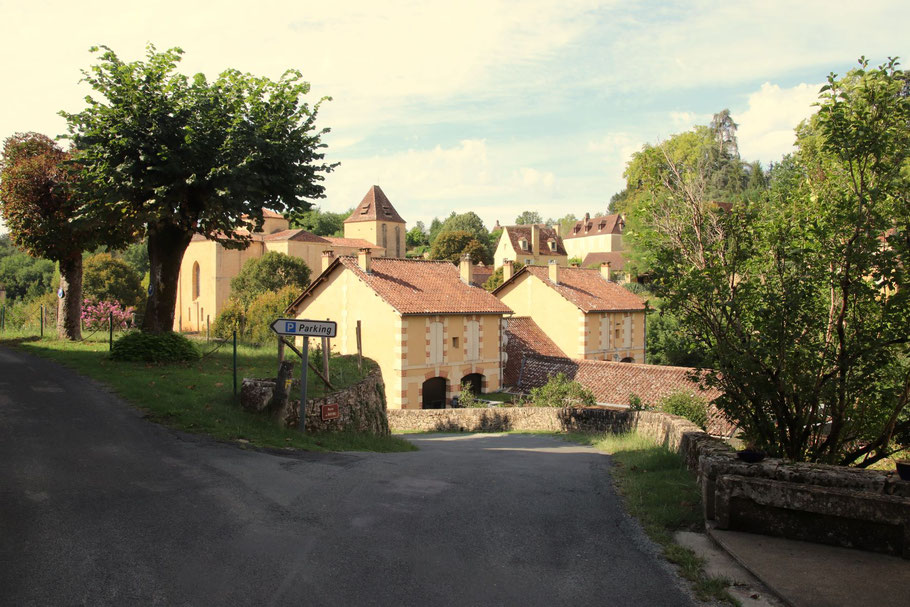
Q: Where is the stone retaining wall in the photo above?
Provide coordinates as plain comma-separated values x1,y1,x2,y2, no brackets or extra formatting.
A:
240,368,389,435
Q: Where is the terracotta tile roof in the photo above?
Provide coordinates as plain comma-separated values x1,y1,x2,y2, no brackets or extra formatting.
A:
322,236,384,251
471,263,493,286
497,266,646,312
581,251,628,271
505,225,567,257
343,185,406,224
513,354,735,436
503,317,567,386
564,214,624,239
261,229,330,243
261,208,284,219
289,256,512,316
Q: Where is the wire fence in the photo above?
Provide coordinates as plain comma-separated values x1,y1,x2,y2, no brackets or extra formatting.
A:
0,302,137,343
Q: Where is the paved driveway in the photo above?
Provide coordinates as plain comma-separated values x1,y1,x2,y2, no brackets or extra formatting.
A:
0,346,693,606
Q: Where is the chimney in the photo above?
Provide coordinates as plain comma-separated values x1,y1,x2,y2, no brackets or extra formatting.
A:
531,224,540,255
548,259,559,285
600,261,612,281
584,212,590,232
459,254,473,284
321,249,335,272
503,259,514,282
358,248,372,274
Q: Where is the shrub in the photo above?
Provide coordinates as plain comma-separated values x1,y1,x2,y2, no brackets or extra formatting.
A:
230,251,310,307
83,252,145,307
212,298,246,340
457,383,485,408
659,391,708,430
528,373,596,408
82,299,135,330
110,331,200,363
245,286,300,344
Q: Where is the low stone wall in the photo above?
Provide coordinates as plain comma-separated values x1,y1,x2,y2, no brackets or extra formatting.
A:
240,368,389,435
387,406,910,558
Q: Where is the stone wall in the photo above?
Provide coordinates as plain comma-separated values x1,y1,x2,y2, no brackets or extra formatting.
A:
388,406,639,434
240,367,389,435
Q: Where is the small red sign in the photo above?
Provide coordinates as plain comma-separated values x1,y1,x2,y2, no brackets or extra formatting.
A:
321,403,340,421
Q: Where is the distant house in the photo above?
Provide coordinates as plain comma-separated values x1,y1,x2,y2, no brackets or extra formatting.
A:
561,213,625,261
342,185,407,258
493,224,567,268
493,262,647,363
286,250,512,409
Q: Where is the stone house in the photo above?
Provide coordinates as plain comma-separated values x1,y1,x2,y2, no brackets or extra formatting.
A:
173,185,403,332
561,213,625,261
286,250,512,410
493,224,567,268
493,262,647,362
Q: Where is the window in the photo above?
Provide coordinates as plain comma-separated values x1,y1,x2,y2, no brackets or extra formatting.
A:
192,262,200,300
466,320,480,361
382,223,388,249
519,239,529,251
428,321,444,364
395,225,401,257
452,336,459,348
548,240,556,251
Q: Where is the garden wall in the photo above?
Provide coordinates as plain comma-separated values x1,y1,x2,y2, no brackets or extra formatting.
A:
240,367,389,435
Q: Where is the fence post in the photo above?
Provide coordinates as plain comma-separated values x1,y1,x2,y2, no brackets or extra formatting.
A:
206,315,210,342
232,330,238,397
109,311,113,350
40,305,44,338
356,320,363,374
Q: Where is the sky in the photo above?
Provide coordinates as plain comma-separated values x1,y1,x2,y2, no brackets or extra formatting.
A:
1,0,907,234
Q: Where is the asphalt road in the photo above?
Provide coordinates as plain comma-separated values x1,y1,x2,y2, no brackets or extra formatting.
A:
0,346,694,606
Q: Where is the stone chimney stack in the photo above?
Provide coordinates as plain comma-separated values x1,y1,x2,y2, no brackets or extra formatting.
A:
503,259,514,282
321,250,335,272
358,248,372,274
600,261,612,282
531,224,540,255
459,254,473,284
548,259,559,285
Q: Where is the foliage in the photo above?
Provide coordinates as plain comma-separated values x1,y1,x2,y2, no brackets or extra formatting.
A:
288,206,350,236
61,44,334,332
514,211,542,225
628,393,652,411
528,373,596,407
428,217,444,244
118,240,149,276
567,256,583,266
458,382,484,408
428,230,490,264
406,222,429,248
212,298,246,340
544,213,579,238
646,308,714,368
659,391,709,430
632,58,910,466
110,331,200,362
482,260,524,291
81,299,136,330
435,211,494,262
214,285,299,344
0,244,54,301
230,251,311,308
83,253,145,308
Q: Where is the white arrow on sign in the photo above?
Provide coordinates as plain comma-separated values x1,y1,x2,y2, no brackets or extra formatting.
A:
270,318,337,338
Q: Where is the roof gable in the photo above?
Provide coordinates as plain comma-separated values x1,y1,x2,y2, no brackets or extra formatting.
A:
495,266,645,312
343,185,406,224
565,214,624,239
504,225,567,256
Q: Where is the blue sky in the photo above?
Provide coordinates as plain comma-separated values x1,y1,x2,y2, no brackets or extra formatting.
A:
1,0,907,233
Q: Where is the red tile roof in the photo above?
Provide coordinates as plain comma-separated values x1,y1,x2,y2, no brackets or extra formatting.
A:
471,263,494,286
505,225,567,257
503,317,567,386
496,266,646,312
322,236,384,251
581,251,628,271
513,354,735,436
288,256,512,316
261,229,330,243
343,185,406,224
564,214,624,239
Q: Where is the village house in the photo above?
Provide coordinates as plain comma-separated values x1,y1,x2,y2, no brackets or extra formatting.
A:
493,224,568,268
493,261,647,362
173,185,401,332
561,212,625,261
286,251,512,410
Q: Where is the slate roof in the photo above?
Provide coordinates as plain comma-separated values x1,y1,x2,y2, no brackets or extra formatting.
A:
564,214,624,239
513,354,735,436
344,185,406,224
581,251,628,271
495,266,646,313
505,225,567,256
503,317,567,386
288,256,512,316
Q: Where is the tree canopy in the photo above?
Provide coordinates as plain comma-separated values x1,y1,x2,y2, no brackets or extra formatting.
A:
288,206,350,236
230,251,311,308
514,211,543,225
428,231,490,264
83,253,145,308
61,44,335,332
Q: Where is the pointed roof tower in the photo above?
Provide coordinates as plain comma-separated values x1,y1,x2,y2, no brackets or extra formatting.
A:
343,185,406,224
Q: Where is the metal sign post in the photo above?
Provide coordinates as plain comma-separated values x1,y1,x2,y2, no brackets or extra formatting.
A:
270,319,338,434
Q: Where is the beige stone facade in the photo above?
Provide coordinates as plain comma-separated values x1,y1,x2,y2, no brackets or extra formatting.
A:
493,224,567,268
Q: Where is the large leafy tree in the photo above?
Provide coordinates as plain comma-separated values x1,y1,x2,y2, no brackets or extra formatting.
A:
288,206,350,236
62,45,334,332
428,230,490,264
0,133,124,339
514,211,543,225
635,58,910,466
83,253,145,308
230,251,311,308
436,211,494,261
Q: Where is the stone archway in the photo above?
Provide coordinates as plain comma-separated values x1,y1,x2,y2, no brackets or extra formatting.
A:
422,377,447,409
460,373,484,396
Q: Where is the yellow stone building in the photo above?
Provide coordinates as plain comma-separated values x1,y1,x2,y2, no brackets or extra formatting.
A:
173,185,403,332
493,224,567,268
493,261,647,362
561,213,625,260
286,251,512,409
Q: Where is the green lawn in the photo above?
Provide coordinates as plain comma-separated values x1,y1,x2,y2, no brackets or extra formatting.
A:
3,333,415,453
567,432,737,605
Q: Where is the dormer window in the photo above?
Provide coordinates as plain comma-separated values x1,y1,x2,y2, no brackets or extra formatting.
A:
519,238,529,251
547,240,557,252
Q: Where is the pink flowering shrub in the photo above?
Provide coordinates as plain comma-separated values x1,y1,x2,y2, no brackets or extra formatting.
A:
81,299,135,330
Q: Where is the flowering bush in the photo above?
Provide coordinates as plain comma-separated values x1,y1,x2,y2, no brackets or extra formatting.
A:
81,299,135,330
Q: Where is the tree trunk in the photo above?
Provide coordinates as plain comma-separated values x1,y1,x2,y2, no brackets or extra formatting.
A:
57,254,83,340
143,221,193,333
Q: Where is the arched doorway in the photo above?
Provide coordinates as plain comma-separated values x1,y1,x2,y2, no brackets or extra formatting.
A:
461,373,484,396
619,357,634,363
422,377,447,409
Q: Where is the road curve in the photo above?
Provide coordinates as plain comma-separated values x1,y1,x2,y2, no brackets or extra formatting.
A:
0,346,693,606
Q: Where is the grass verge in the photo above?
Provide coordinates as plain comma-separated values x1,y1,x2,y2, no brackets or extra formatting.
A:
3,334,415,453
567,432,738,606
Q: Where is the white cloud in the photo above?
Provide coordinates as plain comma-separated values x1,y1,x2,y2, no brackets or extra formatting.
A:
735,82,822,163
